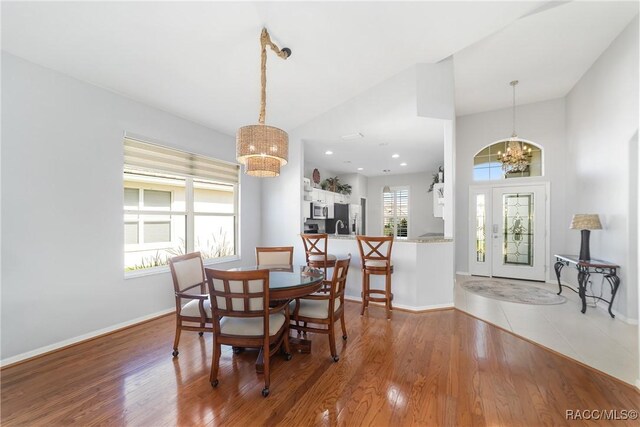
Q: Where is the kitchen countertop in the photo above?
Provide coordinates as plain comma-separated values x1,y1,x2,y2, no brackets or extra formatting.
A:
328,234,452,243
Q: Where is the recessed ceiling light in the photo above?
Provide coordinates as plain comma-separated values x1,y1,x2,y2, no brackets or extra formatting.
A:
341,132,363,140
392,154,400,158
325,150,333,155
357,167,363,171
400,162,407,166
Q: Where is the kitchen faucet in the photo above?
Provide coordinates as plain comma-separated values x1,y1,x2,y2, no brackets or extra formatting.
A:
335,220,345,235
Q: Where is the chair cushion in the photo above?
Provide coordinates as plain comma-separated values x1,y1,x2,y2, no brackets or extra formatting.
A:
220,313,286,337
180,298,212,318
308,254,337,262
364,260,392,268
294,298,341,320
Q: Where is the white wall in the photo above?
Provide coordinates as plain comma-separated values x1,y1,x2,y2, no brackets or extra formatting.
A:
455,98,567,279
336,173,368,203
366,172,444,238
565,16,639,321
261,132,305,264
1,53,262,362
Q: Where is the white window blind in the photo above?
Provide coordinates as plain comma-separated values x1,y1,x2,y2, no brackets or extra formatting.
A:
383,188,409,238
124,138,239,184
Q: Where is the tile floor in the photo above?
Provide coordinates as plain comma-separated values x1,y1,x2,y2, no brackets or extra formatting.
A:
455,275,639,385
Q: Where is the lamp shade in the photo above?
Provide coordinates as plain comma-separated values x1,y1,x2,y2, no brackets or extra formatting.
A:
570,214,602,230
383,185,391,193
236,124,288,176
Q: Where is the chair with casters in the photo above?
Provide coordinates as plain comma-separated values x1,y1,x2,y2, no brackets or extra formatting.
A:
168,252,213,357
356,236,394,319
290,255,351,362
205,268,291,397
255,246,294,267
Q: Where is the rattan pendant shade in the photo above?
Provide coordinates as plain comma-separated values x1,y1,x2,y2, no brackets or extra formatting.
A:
236,28,291,177
236,124,288,177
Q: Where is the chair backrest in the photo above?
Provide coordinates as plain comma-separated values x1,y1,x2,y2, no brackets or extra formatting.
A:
255,246,294,267
205,268,270,322
168,252,206,294
356,236,394,264
329,255,351,302
300,233,328,262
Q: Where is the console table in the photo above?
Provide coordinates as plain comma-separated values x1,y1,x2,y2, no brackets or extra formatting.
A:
553,254,620,318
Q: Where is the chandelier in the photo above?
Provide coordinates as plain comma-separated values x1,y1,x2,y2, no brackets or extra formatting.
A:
236,28,291,177
498,80,532,173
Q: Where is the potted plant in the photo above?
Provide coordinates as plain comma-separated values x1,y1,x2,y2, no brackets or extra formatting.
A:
325,176,340,192
337,183,352,195
428,166,444,192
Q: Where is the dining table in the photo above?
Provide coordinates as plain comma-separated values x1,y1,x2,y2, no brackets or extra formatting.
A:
226,264,325,373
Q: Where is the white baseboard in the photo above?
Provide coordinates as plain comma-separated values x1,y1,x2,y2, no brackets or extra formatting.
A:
1,308,175,368
344,295,454,312
456,271,471,276
636,379,640,391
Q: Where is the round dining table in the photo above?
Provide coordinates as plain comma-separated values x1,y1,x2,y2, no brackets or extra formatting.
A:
227,264,325,300
226,264,324,372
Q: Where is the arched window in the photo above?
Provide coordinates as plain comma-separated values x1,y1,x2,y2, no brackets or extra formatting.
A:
473,139,543,181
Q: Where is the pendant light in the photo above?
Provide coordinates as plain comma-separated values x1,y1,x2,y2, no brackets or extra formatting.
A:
236,28,291,177
498,80,532,173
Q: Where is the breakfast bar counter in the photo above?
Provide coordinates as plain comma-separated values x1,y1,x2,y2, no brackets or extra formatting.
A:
327,235,455,311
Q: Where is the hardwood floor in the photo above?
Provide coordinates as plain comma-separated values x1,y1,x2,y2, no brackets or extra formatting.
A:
2,302,639,426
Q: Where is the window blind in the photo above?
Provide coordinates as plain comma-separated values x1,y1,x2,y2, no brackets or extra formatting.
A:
124,138,239,184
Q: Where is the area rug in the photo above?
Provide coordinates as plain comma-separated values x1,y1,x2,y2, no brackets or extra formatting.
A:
461,280,567,305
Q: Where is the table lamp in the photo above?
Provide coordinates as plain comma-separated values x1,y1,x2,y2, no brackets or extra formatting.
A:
570,214,602,261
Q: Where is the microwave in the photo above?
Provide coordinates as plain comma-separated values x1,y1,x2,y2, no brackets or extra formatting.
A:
311,202,328,219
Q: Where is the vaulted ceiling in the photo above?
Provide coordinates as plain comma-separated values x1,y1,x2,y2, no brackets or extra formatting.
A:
2,1,637,176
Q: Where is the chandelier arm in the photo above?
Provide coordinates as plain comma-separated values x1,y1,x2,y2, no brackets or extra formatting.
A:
258,28,291,125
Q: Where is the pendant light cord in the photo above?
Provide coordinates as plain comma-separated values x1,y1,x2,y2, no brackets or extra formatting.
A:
259,28,291,125
510,80,518,138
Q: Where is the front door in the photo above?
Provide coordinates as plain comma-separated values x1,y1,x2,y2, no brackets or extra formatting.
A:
469,184,547,281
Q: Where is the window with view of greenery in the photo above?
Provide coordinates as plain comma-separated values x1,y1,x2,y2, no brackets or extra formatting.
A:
383,187,408,238
123,138,239,272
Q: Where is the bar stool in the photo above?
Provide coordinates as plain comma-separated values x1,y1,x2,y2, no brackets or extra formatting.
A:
301,233,336,291
356,236,394,319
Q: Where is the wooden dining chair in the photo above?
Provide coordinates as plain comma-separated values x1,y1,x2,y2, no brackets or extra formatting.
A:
356,236,394,319
168,252,213,357
290,255,351,362
255,246,294,267
301,233,336,291
205,268,291,397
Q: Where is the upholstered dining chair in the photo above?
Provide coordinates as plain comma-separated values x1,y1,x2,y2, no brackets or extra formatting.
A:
356,236,394,319
290,255,351,362
205,268,291,397
168,252,213,357
255,246,294,267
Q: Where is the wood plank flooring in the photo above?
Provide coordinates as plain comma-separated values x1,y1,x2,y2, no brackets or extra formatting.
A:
2,302,639,426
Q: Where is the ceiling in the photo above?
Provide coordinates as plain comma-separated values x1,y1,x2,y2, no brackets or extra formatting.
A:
2,1,550,136
2,1,637,177
454,1,639,116
299,65,445,177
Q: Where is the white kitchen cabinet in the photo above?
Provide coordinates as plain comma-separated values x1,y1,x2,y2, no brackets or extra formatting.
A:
325,192,335,205
303,201,311,219
311,189,324,203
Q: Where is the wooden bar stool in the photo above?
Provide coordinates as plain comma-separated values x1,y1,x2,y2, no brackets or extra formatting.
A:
300,233,337,280
356,236,394,319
